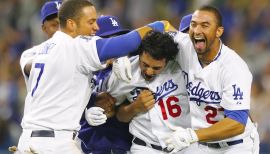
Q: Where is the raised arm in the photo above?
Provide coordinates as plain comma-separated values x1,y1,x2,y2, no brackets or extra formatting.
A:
96,21,172,62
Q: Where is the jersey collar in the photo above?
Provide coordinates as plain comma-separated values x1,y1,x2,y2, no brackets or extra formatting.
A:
213,39,223,62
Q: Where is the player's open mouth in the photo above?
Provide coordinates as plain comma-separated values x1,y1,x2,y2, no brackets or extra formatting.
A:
194,37,206,50
143,73,154,81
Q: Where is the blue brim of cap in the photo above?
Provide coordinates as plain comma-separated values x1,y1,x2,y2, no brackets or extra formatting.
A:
97,29,130,37
180,26,189,32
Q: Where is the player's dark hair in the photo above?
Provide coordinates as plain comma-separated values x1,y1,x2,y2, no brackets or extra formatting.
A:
58,0,94,28
138,30,178,62
197,5,223,27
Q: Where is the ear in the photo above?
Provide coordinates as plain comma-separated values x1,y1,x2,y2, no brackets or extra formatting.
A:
41,24,46,33
66,19,77,31
216,26,224,38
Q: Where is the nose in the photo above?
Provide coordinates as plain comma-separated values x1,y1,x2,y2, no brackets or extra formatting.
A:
192,25,202,35
94,22,99,31
145,68,154,76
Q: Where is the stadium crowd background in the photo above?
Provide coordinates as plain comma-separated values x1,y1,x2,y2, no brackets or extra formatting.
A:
0,0,269,153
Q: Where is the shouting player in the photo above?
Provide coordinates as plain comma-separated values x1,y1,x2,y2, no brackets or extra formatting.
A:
106,31,191,154
17,0,172,153
165,5,260,154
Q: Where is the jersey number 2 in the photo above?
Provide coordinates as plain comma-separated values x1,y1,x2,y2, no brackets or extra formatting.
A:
31,63,45,96
204,106,224,124
158,96,181,120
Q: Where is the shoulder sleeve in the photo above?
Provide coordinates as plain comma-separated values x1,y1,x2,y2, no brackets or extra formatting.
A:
74,36,106,73
220,56,252,110
106,71,118,96
174,32,193,71
20,47,37,75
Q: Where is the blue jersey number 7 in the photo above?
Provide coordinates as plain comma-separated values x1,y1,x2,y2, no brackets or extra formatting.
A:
31,63,45,96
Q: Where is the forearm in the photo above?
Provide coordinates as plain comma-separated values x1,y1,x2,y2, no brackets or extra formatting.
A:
96,21,170,62
24,61,32,77
116,102,138,123
195,118,245,142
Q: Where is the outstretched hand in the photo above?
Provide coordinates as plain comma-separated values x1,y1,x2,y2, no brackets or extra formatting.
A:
112,56,132,83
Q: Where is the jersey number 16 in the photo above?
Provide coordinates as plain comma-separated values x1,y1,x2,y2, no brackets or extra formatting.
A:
158,96,182,120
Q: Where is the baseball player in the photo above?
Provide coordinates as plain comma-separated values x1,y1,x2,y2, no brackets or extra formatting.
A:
179,14,192,33
165,5,260,154
20,1,62,86
17,0,173,153
78,15,133,154
105,31,191,154
41,0,61,38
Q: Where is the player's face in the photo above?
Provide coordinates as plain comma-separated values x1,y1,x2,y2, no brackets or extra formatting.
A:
139,52,166,81
189,10,223,55
76,6,99,36
42,17,59,38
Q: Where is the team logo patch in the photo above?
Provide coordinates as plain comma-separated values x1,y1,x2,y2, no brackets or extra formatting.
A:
109,17,118,27
55,1,61,10
232,84,243,104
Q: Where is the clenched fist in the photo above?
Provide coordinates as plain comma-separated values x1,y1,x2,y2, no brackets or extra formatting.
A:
133,90,155,113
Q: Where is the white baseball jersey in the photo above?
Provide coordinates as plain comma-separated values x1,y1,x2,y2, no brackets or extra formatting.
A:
174,32,255,142
107,56,190,148
20,31,105,131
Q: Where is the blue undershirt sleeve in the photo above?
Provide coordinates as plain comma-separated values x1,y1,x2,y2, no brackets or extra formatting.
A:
224,109,249,125
96,31,141,62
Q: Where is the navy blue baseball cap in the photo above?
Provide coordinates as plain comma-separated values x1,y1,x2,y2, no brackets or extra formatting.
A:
96,15,130,37
41,1,61,23
179,14,192,32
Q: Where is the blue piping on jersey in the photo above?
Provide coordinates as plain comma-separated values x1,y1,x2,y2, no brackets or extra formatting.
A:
213,40,223,61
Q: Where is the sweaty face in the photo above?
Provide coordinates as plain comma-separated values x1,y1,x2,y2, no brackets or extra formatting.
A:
189,10,220,55
139,52,166,81
42,17,59,38
76,6,99,36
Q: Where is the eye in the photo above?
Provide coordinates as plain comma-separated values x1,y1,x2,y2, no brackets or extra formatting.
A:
152,67,162,71
142,62,149,68
190,22,196,28
88,19,95,25
202,24,209,28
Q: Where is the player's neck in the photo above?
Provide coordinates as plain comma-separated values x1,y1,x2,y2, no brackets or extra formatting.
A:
60,28,77,38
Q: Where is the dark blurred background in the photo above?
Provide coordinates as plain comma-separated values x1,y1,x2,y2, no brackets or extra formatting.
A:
0,0,269,153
